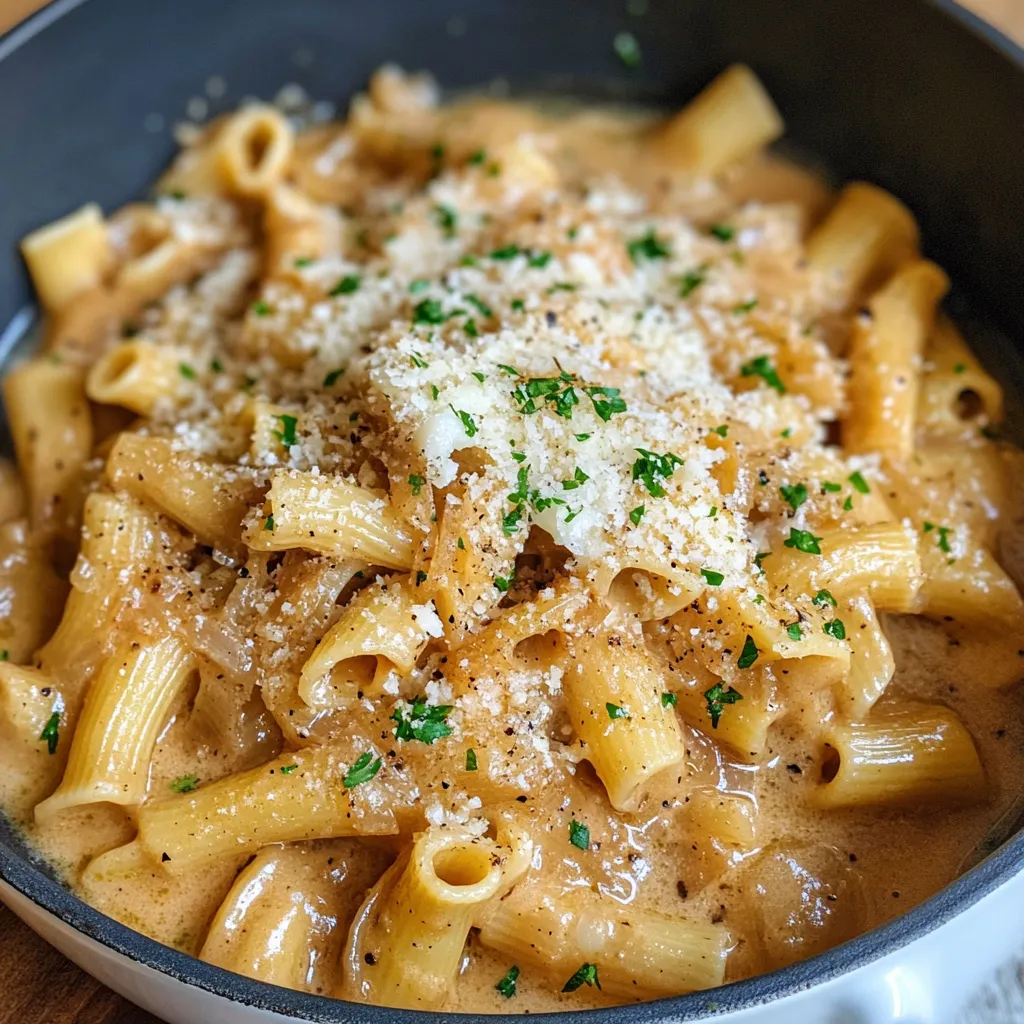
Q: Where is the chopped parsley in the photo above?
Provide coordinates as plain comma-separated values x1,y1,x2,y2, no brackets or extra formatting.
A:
252,299,271,317
413,298,446,325
210,358,224,373
323,368,345,387
410,352,429,369
496,966,520,999
39,711,60,755
627,229,671,263
569,819,590,850
575,433,591,442
468,148,487,166
562,467,590,490
786,622,803,640
784,528,822,554
264,513,275,532
821,481,842,493
823,619,847,640
449,405,478,437
329,274,361,296
494,572,514,593
409,279,430,296
510,298,526,313
464,318,479,338
701,568,725,586
408,474,425,496
416,570,428,585
432,203,458,238
178,362,196,380
708,223,735,242
661,692,678,708
733,298,759,314
272,413,298,448
737,634,759,669
754,551,770,572
343,751,382,788
704,682,744,727
629,504,646,526
606,702,630,720
392,698,453,744
584,385,627,421
842,494,854,512
848,471,870,494
632,448,684,497
679,266,707,298
780,483,808,512
528,250,553,269
813,589,837,608
740,355,785,394
613,29,642,68
490,244,521,261
466,748,478,771
466,294,493,318
279,764,298,775
711,424,729,437
170,774,198,793
563,962,601,992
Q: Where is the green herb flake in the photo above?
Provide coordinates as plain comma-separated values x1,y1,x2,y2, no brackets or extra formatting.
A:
464,318,479,338
466,294,494,318
430,384,440,400
408,474,426,496
170,774,198,793
293,256,315,268
737,634,759,670
584,385,627,421
613,29,642,69
569,819,590,851
343,751,383,788
409,279,430,294
575,433,591,442
821,481,842,493
416,570,428,586
465,747,478,772
528,250,553,269
662,692,677,708
491,244,522,261
632,448,684,497
848,471,870,494
754,551,770,572
413,298,446,325
279,764,298,775
468,148,487,166
936,525,954,554
39,711,60,755
494,572,514,593
786,622,803,641
272,413,299,448
780,483,808,513
177,362,196,380
954,363,966,374
701,568,725,586
704,681,743,728
629,504,646,526
562,466,590,491
323,368,345,387
708,223,735,242
496,966,520,999
679,266,707,298
740,355,786,394
606,702,630,720
843,495,854,512
733,298,759,315
823,619,847,640
450,405,478,437
510,298,526,313
784,528,822,554
627,229,671,264
711,424,729,437
433,203,458,238
392,698,453,744
329,275,361,297
813,589,837,608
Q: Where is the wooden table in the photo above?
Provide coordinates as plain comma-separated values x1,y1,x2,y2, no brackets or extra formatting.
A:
2,0,1024,1021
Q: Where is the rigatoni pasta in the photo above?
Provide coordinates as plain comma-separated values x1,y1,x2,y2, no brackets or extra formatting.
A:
2,62,1023,1014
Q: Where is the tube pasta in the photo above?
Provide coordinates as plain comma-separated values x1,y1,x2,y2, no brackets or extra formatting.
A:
264,185,343,273
3,359,93,540
806,182,919,307
135,744,399,872
0,665,66,811
477,884,731,998
561,631,684,811
341,828,505,1009
655,64,783,176
815,702,985,808
86,340,189,414
299,576,436,707
837,595,895,720
214,105,295,197
20,203,112,313
247,471,415,569
200,843,349,992
843,260,949,458
35,637,196,823
107,434,262,557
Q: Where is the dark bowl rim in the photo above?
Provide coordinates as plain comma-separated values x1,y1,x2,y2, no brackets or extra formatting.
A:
2,0,1024,1020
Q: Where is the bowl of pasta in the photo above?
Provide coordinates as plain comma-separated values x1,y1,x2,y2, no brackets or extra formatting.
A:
2,0,1024,1022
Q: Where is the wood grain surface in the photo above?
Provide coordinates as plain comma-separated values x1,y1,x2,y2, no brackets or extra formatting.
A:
0,1,1022,1022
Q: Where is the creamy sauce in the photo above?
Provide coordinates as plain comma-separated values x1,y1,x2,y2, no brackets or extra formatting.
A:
2,77,1023,1013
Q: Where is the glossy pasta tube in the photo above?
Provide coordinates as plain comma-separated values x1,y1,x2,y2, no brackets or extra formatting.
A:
761,523,922,613
299,576,436,706
214,106,295,197
815,702,985,809
3,359,93,540
200,843,348,992
837,595,895,721
341,828,505,1009
918,546,1024,632
0,664,66,810
247,471,415,569
562,632,684,811
35,637,197,823
135,744,398,872
843,260,949,458
107,433,262,557
477,885,731,998
805,182,919,306
264,185,343,272
20,203,112,313
656,64,783,176
86,340,189,414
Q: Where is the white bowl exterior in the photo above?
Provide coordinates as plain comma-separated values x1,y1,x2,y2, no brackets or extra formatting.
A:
3,869,1024,1024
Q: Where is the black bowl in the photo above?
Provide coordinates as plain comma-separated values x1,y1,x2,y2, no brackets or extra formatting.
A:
2,1,1024,1020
